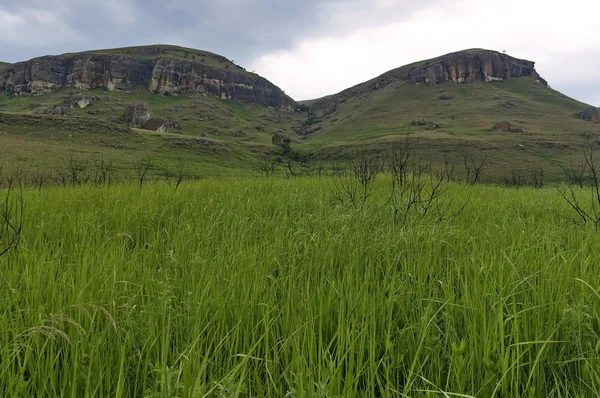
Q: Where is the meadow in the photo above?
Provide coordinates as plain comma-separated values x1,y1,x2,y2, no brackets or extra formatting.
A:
2,176,600,397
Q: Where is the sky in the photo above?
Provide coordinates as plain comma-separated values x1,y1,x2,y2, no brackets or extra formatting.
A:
0,0,599,105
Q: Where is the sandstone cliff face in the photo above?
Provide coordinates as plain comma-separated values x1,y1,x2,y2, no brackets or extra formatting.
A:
388,50,548,86
311,49,548,115
149,59,295,110
0,52,297,111
0,55,153,95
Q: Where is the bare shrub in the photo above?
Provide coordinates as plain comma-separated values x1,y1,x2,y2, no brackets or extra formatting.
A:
559,142,600,227
134,157,154,187
331,152,382,210
0,187,23,257
463,155,486,185
253,157,277,177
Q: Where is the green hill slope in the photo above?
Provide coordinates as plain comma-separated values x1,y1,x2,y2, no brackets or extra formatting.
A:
0,62,9,72
298,51,600,181
1,47,599,182
0,45,306,179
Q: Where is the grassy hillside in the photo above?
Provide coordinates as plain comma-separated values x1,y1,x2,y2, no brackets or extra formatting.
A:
3,178,600,396
0,62,9,72
300,77,600,181
0,85,306,178
2,46,600,182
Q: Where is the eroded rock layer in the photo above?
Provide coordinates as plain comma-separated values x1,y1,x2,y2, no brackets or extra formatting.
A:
0,50,297,111
389,49,548,86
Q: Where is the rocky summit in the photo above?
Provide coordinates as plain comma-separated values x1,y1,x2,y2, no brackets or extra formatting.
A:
390,49,547,86
0,45,297,111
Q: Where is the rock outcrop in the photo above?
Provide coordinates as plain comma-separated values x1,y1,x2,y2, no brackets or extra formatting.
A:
387,49,548,86
124,102,153,127
310,49,548,117
493,121,511,132
578,107,599,123
0,48,297,111
141,117,169,132
62,94,99,109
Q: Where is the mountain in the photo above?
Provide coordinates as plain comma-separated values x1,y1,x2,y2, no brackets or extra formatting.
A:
0,45,296,110
298,49,600,181
0,45,306,179
0,62,10,72
1,46,599,182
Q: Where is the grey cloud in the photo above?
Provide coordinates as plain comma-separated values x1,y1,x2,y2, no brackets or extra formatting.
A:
0,0,445,65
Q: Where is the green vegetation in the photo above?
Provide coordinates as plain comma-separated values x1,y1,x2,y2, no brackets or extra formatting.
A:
2,177,600,396
4,77,597,183
1,46,599,182
300,78,600,181
0,85,305,178
0,62,10,72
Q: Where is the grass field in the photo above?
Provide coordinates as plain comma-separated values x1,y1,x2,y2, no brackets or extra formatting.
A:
2,177,600,397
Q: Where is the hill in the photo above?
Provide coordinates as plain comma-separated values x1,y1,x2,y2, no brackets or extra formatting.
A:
299,49,600,181
0,62,9,72
0,45,306,179
1,47,600,182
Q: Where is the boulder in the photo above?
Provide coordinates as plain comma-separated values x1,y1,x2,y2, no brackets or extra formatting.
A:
124,102,153,127
493,121,511,132
141,117,169,132
34,107,50,115
439,93,452,100
62,94,98,109
410,119,426,126
426,122,441,130
578,107,599,123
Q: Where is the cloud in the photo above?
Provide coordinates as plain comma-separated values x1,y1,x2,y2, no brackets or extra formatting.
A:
250,0,600,104
0,5,82,49
0,0,598,104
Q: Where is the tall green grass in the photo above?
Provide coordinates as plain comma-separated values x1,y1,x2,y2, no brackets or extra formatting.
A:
1,178,600,397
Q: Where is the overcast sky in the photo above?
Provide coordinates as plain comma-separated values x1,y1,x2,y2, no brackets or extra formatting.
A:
0,0,599,105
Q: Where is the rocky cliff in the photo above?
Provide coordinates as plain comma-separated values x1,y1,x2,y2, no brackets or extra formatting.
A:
308,49,548,116
389,49,548,86
0,47,297,111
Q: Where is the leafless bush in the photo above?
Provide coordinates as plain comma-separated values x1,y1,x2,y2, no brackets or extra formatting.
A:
312,158,327,177
442,152,456,182
530,166,544,189
67,153,89,186
331,152,382,210
4,167,26,190
31,171,48,191
0,187,23,257
388,148,463,223
503,169,526,188
463,155,486,185
134,157,154,187
93,156,116,185
562,158,587,188
253,157,277,177
174,158,185,189
559,142,600,227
